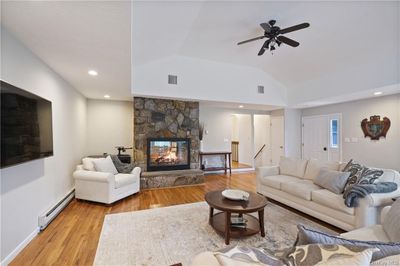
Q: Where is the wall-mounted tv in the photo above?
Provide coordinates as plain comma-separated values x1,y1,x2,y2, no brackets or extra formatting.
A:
1,80,53,168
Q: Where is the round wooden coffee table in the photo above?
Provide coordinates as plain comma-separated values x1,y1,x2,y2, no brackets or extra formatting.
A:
205,190,268,245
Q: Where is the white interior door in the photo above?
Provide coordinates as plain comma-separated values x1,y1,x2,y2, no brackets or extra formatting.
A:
271,116,284,165
302,114,341,162
302,116,329,161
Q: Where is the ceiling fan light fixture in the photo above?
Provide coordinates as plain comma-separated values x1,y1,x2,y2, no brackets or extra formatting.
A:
237,20,310,56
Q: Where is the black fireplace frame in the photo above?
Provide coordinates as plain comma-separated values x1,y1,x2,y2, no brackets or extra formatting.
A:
146,137,191,171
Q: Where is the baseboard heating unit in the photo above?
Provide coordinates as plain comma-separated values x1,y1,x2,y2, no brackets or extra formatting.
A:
38,189,75,231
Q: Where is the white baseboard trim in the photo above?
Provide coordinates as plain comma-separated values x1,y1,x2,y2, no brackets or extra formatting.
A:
1,227,39,266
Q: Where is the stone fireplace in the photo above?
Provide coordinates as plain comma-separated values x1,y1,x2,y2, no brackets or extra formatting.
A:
133,97,200,171
147,137,190,171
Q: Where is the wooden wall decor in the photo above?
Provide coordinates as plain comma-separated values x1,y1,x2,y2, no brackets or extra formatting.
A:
361,115,391,140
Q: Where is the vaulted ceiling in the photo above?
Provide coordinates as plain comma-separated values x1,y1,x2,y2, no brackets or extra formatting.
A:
133,1,400,105
2,1,399,106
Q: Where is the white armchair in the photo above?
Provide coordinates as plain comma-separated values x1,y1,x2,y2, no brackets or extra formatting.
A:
73,165,141,204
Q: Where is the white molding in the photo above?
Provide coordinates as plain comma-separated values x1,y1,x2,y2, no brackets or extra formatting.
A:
1,227,39,266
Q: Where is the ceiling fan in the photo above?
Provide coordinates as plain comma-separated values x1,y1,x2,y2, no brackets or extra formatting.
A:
237,20,310,55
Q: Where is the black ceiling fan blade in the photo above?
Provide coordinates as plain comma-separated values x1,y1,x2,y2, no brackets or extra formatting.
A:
260,23,271,32
237,36,265,45
257,40,270,56
279,23,310,34
277,36,299,47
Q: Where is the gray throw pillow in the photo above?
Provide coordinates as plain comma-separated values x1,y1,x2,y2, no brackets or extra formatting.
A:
382,198,400,242
295,224,400,262
314,168,350,194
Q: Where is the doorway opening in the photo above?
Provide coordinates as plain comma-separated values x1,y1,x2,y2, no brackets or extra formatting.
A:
231,114,253,169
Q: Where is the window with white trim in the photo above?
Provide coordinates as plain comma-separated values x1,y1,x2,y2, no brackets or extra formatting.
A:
330,119,338,148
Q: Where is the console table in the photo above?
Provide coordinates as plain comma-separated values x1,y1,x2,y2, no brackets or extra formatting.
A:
199,151,232,174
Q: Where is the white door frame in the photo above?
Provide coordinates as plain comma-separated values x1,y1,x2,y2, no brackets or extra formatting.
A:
302,113,342,162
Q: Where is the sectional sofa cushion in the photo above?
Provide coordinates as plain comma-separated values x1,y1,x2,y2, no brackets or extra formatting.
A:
296,224,400,262
259,175,301,190
312,189,355,215
314,169,350,194
382,198,400,242
303,159,340,180
279,156,308,178
281,180,322,201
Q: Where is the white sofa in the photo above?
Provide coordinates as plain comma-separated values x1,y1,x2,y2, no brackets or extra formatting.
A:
191,205,399,266
73,164,141,204
340,206,393,242
257,157,400,231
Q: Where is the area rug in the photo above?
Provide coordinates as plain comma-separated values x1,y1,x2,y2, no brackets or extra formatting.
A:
94,201,336,266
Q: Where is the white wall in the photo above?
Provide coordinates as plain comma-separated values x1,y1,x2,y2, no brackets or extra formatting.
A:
133,55,287,107
234,114,253,166
302,94,400,170
254,115,271,167
87,99,133,157
284,108,302,158
0,28,87,263
199,103,270,168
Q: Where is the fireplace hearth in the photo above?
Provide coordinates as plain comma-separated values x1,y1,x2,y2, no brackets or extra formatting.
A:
147,138,190,171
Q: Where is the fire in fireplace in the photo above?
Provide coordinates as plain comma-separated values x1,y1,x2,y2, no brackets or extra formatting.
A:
147,138,190,171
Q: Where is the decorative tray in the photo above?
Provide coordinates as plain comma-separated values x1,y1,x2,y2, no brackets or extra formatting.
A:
222,189,250,201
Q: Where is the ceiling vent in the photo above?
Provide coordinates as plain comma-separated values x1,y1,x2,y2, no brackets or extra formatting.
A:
257,85,264,94
168,75,178,85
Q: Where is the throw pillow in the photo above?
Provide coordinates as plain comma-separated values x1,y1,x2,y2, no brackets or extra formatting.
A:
284,243,378,266
93,156,118,175
295,224,400,262
82,157,103,171
314,168,351,194
357,167,384,185
303,159,339,181
382,198,400,242
342,159,364,191
215,246,285,266
342,160,384,192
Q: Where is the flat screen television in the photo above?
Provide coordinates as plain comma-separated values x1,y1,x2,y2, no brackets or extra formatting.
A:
1,80,53,168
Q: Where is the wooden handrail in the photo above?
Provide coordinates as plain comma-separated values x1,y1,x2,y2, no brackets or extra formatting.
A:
254,144,266,159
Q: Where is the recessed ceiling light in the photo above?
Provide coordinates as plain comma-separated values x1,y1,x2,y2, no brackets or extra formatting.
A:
104,94,110,99
374,91,383,96
88,70,98,76
239,105,244,108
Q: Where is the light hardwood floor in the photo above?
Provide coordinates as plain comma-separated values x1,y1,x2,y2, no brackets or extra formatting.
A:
11,172,256,266
231,161,252,169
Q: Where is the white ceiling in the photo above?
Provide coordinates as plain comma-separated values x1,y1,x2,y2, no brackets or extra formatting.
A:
1,1,132,101
2,1,399,105
133,1,400,104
